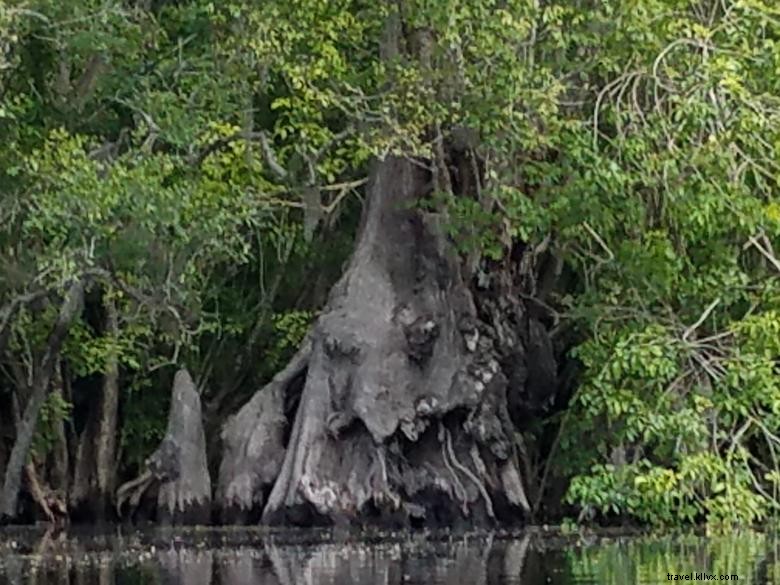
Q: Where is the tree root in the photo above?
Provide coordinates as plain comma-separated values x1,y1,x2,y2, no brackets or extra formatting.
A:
24,463,66,523
115,469,154,517
444,426,495,519
440,424,469,515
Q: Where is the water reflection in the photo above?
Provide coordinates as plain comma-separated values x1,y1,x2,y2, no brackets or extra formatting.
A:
0,528,777,585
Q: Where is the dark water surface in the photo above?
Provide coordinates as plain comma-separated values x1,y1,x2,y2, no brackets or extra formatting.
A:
0,527,777,584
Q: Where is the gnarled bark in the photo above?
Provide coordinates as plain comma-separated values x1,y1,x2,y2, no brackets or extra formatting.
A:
116,369,211,524
219,156,548,527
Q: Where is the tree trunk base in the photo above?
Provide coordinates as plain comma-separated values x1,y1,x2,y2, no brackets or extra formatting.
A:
219,157,552,528
117,369,211,524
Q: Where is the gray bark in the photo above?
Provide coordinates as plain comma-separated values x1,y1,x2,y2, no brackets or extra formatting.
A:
95,296,119,515
117,369,211,524
0,279,84,521
155,369,212,523
46,361,69,495
220,156,537,528
70,414,98,515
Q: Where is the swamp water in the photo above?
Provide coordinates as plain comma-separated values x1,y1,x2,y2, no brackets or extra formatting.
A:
0,527,777,584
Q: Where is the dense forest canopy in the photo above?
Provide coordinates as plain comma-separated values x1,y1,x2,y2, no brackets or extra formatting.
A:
0,0,779,530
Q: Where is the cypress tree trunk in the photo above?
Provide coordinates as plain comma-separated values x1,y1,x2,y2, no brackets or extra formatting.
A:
116,369,211,524
218,156,549,527
95,296,119,516
70,294,120,521
46,359,69,498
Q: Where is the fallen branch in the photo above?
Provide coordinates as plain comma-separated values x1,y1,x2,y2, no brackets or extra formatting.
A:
582,221,614,261
745,234,780,274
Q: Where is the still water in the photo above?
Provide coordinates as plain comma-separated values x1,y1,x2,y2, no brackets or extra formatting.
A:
0,527,777,584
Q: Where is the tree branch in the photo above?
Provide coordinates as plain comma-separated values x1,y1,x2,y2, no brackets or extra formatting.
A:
1,279,85,520
192,130,288,180
0,290,47,353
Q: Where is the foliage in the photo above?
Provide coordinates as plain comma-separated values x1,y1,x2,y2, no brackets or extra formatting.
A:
262,310,315,374
119,375,170,473
1,0,779,530
30,391,71,459
0,0,357,484
535,0,780,529
565,532,769,584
